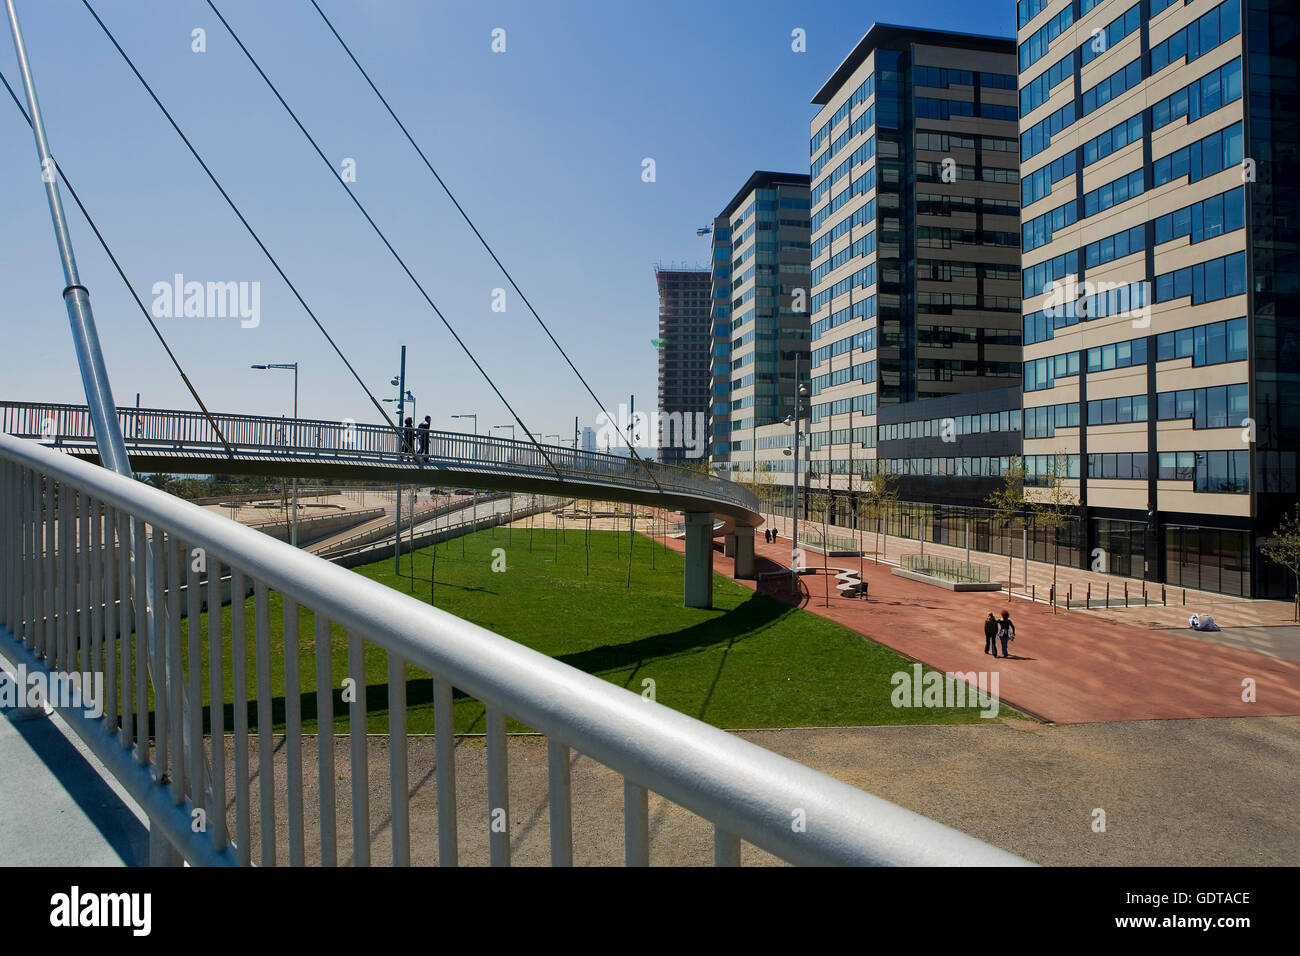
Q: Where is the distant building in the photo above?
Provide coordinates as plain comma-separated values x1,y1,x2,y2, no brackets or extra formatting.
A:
707,171,812,484
655,267,713,465
581,426,597,452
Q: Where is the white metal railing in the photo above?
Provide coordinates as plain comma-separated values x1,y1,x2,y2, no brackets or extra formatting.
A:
0,401,759,517
0,432,1030,866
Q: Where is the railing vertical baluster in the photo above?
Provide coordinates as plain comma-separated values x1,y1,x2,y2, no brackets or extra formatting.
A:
254,581,276,866
23,469,34,650
314,612,336,866
116,510,132,753
134,517,150,766
1,461,11,634
187,546,203,808
388,651,409,866
486,706,510,867
207,556,227,853
624,780,649,866
103,506,117,731
230,569,250,866
547,739,573,866
714,827,741,866
44,477,55,663
347,630,369,866
88,499,101,683
78,492,90,675
167,536,185,803
283,598,305,866
432,676,457,866
59,482,71,671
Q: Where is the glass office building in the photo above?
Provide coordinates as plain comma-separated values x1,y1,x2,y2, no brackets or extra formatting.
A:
707,171,812,482
1017,0,1299,596
805,25,1024,508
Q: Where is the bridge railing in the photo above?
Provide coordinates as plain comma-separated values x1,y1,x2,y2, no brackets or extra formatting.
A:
0,401,757,515
0,432,1028,866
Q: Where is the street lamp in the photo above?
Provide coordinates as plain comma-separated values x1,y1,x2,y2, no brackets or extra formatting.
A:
492,424,515,441
782,367,810,595
384,390,416,423
251,362,300,547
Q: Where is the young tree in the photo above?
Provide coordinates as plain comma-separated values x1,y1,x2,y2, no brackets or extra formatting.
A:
1261,504,1300,622
986,455,1030,597
1030,451,1079,612
862,467,900,564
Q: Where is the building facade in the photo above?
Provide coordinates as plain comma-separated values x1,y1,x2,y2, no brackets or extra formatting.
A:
805,25,1024,512
1017,0,1298,596
707,171,812,483
655,267,713,466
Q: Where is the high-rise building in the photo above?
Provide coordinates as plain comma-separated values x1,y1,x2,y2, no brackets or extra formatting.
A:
707,171,812,483
805,25,1023,508
1017,0,1298,596
655,267,713,466
581,426,597,452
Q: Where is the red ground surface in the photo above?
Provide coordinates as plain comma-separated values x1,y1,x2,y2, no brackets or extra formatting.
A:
659,531,1300,724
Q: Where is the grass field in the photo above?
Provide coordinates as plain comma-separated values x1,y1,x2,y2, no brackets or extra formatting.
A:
172,525,1012,733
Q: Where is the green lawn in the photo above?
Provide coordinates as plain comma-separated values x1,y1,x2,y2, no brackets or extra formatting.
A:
167,524,1013,734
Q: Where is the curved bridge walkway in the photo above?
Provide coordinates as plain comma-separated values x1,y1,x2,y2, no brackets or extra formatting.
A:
1,401,762,607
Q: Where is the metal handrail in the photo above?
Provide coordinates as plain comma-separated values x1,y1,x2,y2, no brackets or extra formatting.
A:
0,432,1028,866
0,401,757,516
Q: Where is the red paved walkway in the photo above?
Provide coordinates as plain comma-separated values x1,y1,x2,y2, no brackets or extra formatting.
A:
659,530,1300,724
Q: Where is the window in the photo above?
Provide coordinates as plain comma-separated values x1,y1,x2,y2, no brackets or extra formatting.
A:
1150,0,1242,75
1085,224,1145,268
1087,394,1148,425
1086,336,1148,372
1021,102,1075,161
1153,251,1247,305
1021,53,1072,116
1157,383,1249,429
1152,58,1242,131
1082,113,1143,168
1157,450,1248,493
1082,59,1142,116
1156,317,1248,365
1022,151,1077,205
1152,122,1243,187
1080,5,1140,67
1084,168,1144,217
1020,5,1074,70
1154,186,1245,245
1023,200,1077,252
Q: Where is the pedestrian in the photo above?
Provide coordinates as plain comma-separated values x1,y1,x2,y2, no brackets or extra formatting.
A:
984,611,999,657
997,610,1015,658
402,417,415,456
418,415,431,458
764,528,771,543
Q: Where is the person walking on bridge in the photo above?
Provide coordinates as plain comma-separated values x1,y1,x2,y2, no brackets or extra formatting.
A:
402,417,415,457
418,415,431,459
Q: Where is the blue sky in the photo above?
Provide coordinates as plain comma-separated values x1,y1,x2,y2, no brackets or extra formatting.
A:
0,0,1014,442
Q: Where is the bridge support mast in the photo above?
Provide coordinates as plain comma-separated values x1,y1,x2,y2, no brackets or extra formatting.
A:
683,512,714,609
6,0,186,866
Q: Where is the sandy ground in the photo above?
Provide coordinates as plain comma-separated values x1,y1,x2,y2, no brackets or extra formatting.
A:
220,715,1300,866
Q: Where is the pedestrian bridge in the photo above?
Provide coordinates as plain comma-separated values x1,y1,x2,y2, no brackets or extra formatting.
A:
1,400,761,607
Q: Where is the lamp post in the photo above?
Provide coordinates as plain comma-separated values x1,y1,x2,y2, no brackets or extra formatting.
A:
251,362,299,546
391,345,406,573
784,357,809,596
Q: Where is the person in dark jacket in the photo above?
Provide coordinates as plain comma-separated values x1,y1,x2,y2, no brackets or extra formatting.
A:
402,417,415,456
997,611,1015,658
984,612,999,656
418,415,431,457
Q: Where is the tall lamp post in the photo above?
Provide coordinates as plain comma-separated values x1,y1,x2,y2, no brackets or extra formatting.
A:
251,362,300,546
783,366,810,596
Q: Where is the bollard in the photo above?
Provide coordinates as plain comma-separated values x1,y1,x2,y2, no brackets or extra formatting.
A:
1182,588,1186,606
1143,586,1148,607
1124,582,1129,607
1162,585,1167,606
1106,582,1110,607
863,581,869,602
1032,584,1036,603
1087,582,1092,608
1068,583,1073,609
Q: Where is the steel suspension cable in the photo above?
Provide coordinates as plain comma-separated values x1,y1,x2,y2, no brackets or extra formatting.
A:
204,0,564,478
0,65,235,458
79,0,399,440
305,0,662,490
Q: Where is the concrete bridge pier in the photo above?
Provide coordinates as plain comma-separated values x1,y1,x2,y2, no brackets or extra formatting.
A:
725,526,756,580
683,512,714,609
